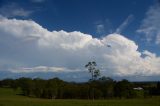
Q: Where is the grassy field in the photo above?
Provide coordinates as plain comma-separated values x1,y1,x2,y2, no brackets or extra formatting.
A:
0,88,160,106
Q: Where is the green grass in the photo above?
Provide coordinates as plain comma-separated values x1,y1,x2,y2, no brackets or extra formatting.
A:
0,88,160,106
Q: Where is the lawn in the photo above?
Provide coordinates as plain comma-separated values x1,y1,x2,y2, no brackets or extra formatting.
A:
0,88,160,106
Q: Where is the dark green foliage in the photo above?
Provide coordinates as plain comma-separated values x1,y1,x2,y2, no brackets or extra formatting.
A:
0,87,160,106
114,79,135,98
98,76,115,98
0,77,160,99
157,82,160,95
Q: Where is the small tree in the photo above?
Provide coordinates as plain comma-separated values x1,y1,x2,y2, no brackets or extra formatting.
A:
85,61,100,81
85,61,100,100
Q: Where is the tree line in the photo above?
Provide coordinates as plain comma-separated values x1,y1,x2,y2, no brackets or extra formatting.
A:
0,77,160,99
0,61,160,99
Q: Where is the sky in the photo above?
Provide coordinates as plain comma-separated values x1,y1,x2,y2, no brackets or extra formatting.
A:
0,0,160,81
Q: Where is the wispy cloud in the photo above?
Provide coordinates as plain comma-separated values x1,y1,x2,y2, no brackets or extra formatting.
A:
95,19,113,35
0,3,33,18
137,2,160,44
115,14,134,34
9,66,76,73
96,24,105,34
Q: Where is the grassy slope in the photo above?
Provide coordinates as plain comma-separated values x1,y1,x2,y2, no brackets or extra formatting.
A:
0,88,160,106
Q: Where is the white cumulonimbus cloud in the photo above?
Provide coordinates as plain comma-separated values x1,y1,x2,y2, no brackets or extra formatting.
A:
0,16,160,77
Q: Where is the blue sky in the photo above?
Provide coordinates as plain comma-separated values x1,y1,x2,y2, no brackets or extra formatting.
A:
0,0,160,81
